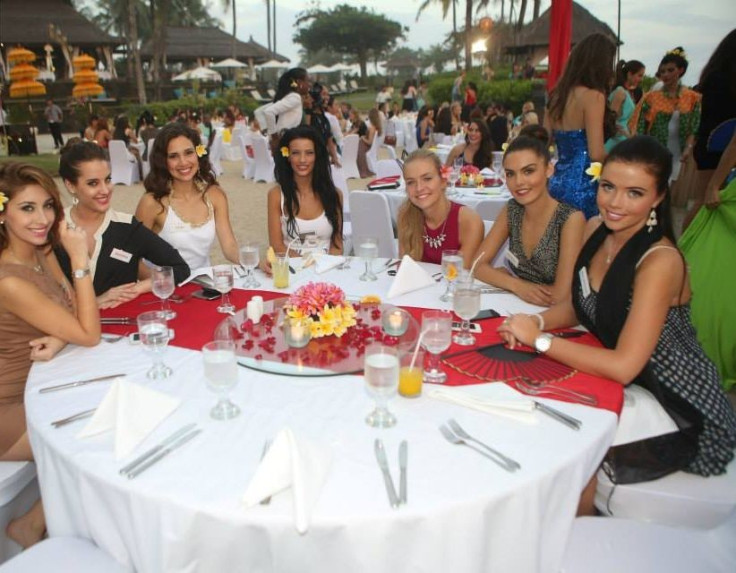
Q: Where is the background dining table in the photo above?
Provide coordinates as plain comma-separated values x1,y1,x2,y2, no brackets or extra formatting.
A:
25,260,622,572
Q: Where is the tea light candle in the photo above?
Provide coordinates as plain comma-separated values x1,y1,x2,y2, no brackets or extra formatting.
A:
285,319,311,348
246,300,262,323
251,296,264,315
382,308,409,337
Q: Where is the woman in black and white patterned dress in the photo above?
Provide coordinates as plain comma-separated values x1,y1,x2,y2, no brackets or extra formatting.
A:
499,136,736,490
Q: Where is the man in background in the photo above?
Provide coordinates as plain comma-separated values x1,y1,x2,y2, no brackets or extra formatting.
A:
44,98,64,149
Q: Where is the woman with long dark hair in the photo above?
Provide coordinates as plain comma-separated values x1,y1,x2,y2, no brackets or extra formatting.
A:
545,33,618,218
264,67,310,149
415,105,435,148
605,59,645,152
135,122,239,270
267,125,343,255
445,119,494,169
0,162,100,547
500,136,736,511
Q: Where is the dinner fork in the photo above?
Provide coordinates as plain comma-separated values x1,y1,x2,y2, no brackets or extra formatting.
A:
260,439,273,505
515,378,598,406
447,419,521,470
439,425,518,472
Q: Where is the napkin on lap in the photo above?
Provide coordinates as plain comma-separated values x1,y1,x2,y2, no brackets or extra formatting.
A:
427,383,536,423
314,254,346,274
242,427,332,534
77,379,181,458
386,255,436,298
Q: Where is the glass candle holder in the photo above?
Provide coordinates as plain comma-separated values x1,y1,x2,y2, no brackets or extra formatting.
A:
382,307,410,337
284,317,312,348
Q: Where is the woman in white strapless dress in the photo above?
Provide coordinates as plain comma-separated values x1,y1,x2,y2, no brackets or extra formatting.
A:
135,123,240,272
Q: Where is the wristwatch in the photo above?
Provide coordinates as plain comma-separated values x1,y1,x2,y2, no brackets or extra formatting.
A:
534,333,554,354
72,267,90,279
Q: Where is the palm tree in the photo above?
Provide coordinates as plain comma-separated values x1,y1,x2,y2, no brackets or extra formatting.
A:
265,0,272,53
220,0,237,58
416,0,458,68
128,0,146,104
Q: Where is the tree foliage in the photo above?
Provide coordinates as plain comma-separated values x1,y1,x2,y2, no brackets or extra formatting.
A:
294,4,406,79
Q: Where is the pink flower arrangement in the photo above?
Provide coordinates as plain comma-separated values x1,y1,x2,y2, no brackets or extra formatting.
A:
459,164,483,187
460,164,480,176
285,282,357,338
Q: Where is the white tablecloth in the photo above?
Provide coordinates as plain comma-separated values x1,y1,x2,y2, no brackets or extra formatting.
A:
27,338,616,573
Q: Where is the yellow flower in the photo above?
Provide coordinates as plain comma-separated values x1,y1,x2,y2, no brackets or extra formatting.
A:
281,146,290,158
585,162,602,182
0,191,8,212
501,142,509,152
287,308,306,320
195,144,207,158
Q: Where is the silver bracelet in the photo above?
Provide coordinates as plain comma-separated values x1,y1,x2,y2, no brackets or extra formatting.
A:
531,313,545,331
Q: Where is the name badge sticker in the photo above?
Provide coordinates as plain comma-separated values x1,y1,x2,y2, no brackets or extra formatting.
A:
110,248,133,263
579,267,591,298
505,250,520,268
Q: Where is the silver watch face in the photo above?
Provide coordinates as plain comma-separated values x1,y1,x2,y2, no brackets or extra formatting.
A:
535,334,552,353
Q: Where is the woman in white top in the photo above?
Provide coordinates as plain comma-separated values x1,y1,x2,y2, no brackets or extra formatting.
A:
267,125,344,256
264,67,310,151
135,123,239,271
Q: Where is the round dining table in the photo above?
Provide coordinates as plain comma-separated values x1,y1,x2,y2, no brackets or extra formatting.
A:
25,261,621,573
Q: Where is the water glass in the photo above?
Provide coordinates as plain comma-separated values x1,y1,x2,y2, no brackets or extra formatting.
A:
453,281,481,346
421,310,452,384
202,341,240,420
239,242,261,288
137,311,172,380
357,236,379,282
364,344,399,428
448,167,460,195
152,266,176,320
440,249,463,302
213,265,235,314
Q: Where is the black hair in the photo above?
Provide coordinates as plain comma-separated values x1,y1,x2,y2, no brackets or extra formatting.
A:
504,134,551,164
273,125,342,249
614,59,645,88
467,119,494,169
518,125,550,146
604,135,676,242
273,67,308,103
434,107,453,135
113,115,130,145
659,47,689,76
699,29,736,99
59,140,108,183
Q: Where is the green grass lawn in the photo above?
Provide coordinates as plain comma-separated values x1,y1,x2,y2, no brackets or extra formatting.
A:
0,153,60,176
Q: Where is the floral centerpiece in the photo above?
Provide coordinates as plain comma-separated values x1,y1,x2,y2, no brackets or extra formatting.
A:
459,164,484,188
284,282,357,338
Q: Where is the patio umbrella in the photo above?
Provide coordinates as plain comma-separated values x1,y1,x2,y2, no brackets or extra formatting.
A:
9,79,46,98
9,63,39,81
73,82,104,98
211,58,248,69
256,59,289,70
7,47,35,64
307,64,333,74
73,69,99,83
172,67,222,82
72,54,96,70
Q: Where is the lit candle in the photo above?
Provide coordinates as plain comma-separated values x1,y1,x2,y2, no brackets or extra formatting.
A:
382,308,409,337
389,311,404,331
285,319,311,348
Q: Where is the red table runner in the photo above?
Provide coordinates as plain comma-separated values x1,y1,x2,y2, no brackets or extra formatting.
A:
101,285,623,415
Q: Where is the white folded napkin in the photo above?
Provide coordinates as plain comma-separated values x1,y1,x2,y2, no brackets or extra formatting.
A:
480,167,494,177
426,383,536,423
179,266,213,287
386,255,436,298
314,254,346,274
77,379,181,458
242,427,332,534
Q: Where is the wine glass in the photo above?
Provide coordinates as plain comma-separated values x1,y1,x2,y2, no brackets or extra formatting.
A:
421,310,452,384
239,242,260,288
357,236,378,282
364,344,399,428
492,151,503,177
439,249,463,302
453,281,481,346
213,264,235,314
448,166,460,196
137,311,172,380
202,341,240,420
152,266,176,320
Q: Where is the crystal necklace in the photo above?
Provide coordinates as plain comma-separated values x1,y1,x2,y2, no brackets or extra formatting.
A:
422,204,451,249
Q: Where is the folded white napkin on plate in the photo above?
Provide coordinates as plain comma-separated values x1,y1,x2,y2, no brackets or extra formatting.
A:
314,254,346,274
480,167,494,176
427,383,536,423
179,266,213,287
242,427,332,534
387,255,436,299
77,379,181,458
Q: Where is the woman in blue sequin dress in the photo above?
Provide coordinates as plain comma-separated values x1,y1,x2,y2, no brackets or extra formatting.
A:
545,33,618,219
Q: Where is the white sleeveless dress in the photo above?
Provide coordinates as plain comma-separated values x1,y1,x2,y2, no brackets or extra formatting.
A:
158,198,216,270
279,192,334,247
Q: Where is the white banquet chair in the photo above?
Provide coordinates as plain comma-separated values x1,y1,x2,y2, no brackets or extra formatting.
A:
251,134,275,183
475,199,506,222
108,141,140,186
561,509,736,573
349,191,397,258
236,134,256,180
208,133,224,177
374,159,403,180
366,132,384,175
0,537,129,572
340,134,361,180
0,463,39,564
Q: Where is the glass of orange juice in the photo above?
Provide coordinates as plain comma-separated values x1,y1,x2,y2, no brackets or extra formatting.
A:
272,253,290,289
399,348,424,398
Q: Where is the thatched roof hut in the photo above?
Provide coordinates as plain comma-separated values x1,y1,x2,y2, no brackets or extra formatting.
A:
504,1,619,64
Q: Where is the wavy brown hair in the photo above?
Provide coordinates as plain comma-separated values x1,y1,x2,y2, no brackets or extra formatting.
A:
0,162,64,253
143,122,217,212
398,149,446,261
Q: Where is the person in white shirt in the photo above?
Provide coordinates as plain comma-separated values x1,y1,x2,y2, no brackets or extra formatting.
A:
325,96,345,153
264,68,310,151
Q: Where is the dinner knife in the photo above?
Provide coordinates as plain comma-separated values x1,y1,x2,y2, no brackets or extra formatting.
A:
51,408,96,428
534,401,582,430
100,317,133,325
127,428,202,479
399,440,408,505
374,439,400,509
39,373,125,394
119,423,198,476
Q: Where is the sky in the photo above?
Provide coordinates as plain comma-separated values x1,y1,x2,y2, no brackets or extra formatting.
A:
211,0,735,81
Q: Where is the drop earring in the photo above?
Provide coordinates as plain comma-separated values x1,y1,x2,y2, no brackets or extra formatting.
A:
646,208,657,233
71,194,79,206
